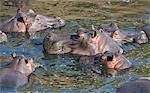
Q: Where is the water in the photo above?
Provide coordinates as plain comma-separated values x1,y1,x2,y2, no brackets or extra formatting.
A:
0,0,150,92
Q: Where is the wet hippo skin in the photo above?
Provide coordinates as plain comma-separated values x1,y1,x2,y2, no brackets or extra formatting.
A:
0,52,35,91
117,79,150,93
70,28,123,55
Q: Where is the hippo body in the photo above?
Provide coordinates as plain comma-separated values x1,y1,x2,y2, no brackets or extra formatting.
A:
117,78,150,93
43,33,72,54
0,53,35,91
0,30,7,43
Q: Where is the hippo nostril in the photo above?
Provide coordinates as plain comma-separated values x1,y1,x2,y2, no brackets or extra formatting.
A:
25,59,28,64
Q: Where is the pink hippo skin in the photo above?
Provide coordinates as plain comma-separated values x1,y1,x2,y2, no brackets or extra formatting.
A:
117,78,150,93
43,33,72,54
0,53,35,91
79,51,131,76
70,28,123,56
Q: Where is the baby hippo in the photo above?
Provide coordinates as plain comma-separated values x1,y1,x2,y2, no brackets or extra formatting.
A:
0,53,35,91
117,78,150,93
0,30,7,43
70,28,123,55
43,33,72,54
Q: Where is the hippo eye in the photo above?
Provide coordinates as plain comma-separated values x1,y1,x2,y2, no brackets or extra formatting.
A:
25,59,28,64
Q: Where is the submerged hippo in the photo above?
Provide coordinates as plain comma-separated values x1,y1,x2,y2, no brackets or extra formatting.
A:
43,33,72,54
0,53,35,91
94,51,131,69
112,30,148,44
0,30,7,43
117,78,150,93
28,14,65,32
70,28,123,55
79,51,131,76
93,23,149,44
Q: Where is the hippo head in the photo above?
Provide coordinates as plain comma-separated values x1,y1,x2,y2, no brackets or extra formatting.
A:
112,30,148,44
70,27,123,55
112,30,132,44
70,28,99,55
94,51,132,69
43,33,72,54
9,52,35,76
0,30,7,43
28,15,65,32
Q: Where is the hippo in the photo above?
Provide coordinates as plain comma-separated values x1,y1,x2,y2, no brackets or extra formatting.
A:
70,28,123,55
0,30,7,43
92,23,149,44
141,23,150,40
0,6,65,32
27,14,65,32
112,30,148,44
0,52,35,91
43,33,72,54
0,8,30,32
117,78,150,93
93,51,132,70
79,51,131,76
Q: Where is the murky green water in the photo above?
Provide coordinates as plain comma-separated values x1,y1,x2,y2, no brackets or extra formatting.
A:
0,0,150,93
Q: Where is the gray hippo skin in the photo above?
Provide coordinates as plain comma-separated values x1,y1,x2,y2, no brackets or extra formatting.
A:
112,30,148,44
0,53,35,91
28,14,65,32
70,28,123,55
0,30,7,43
141,23,150,40
25,9,65,32
43,33,72,54
117,78,150,93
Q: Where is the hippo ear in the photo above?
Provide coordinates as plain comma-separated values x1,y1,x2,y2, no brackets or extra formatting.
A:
11,52,17,58
91,30,97,38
